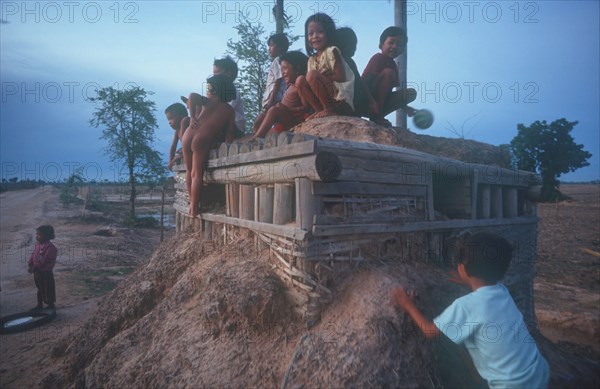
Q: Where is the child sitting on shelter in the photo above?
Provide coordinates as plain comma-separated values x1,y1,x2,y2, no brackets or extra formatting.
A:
213,56,246,136
335,27,378,119
182,74,236,217
252,51,310,139
296,13,355,119
390,232,550,389
165,103,190,169
252,33,290,133
362,26,417,127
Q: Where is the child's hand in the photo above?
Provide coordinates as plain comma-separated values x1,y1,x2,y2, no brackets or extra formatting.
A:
390,286,414,310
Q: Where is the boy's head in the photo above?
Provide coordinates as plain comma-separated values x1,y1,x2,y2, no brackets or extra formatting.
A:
213,56,238,80
456,232,512,284
164,103,188,130
268,33,290,58
336,27,358,58
280,51,308,82
206,74,236,103
379,26,407,58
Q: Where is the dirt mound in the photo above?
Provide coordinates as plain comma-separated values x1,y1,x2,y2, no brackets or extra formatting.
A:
292,116,511,167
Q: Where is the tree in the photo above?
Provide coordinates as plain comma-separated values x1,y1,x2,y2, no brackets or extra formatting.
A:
510,118,591,200
227,13,271,123
89,86,166,218
227,11,299,124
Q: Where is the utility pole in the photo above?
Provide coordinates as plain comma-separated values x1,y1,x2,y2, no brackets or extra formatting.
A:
394,0,408,129
275,0,284,34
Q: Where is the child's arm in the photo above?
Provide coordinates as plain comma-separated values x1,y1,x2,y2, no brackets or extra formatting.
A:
266,78,283,108
391,287,440,339
188,93,208,129
167,131,179,168
327,48,347,83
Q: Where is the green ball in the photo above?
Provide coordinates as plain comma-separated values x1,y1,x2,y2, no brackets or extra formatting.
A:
413,109,434,130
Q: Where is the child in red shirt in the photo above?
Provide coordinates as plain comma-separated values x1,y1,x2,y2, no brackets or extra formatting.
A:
28,225,58,310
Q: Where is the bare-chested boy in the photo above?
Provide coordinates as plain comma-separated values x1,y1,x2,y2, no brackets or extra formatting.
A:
252,51,309,139
182,74,236,217
165,103,190,169
362,26,417,127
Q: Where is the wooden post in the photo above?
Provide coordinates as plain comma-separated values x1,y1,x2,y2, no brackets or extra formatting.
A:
426,171,435,221
239,184,255,220
504,187,518,218
258,185,274,223
471,169,479,219
203,220,213,241
481,184,491,219
273,183,293,225
295,178,318,231
394,0,408,129
491,186,503,218
230,184,240,218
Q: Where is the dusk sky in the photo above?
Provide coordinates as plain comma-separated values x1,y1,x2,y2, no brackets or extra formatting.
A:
1,0,598,183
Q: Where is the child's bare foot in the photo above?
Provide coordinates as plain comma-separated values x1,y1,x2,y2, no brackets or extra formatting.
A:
307,110,337,120
370,117,392,127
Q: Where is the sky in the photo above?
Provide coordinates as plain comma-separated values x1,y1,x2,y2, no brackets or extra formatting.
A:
1,0,598,183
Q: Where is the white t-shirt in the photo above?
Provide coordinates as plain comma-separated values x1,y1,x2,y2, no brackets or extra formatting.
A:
434,284,549,389
229,89,246,133
262,57,286,109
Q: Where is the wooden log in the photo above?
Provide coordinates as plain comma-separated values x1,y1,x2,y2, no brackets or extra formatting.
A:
504,187,518,218
426,171,435,221
491,186,503,218
239,184,255,220
254,187,260,222
239,142,252,154
335,156,428,186
277,132,293,146
258,186,274,223
218,143,230,158
471,169,479,220
209,149,218,160
226,184,240,218
200,212,307,240
204,152,342,185
264,133,278,148
273,183,294,225
481,184,491,219
207,140,316,169
228,142,242,156
291,133,317,143
251,138,264,151
296,178,319,231
203,220,213,241
312,216,538,237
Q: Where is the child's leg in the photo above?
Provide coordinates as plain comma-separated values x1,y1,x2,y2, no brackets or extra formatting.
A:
382,87,417,117
181,129,195,204
252,110,266,133
296,74,323,113
306,70,338,117
253,106,281,138
34,272,43,308
189,131,213,217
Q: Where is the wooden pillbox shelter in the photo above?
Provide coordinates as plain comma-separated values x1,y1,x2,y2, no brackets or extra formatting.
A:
172,131,541,327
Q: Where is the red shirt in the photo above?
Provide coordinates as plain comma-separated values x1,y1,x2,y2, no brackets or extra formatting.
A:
28,241,57,271
361,53,399,87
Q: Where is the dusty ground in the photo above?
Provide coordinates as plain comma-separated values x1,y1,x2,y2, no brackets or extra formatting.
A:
0,186,173,387
0,183,598,388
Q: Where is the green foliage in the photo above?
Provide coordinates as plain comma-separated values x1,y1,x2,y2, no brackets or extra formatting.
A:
59,171,85,207
89,86,166,217
226,11,300,125
510,118,592,201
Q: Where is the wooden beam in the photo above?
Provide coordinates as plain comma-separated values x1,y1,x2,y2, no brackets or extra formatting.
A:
296,178,317,231
312,216,538,236
273,183,294,225
207,140,316,168
481,184,491,219
200,212,307,240
312,181,426,196
258,186,274,223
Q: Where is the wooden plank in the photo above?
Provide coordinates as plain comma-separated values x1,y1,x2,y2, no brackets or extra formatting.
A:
207,140,316,168
273,183,293,225
471,169,479,220
314,214,423,225
296,178,316,231
200,212,307,240
258,186,274,223
492,186,503,218
504,187,518,218
481,184,491,219
426,171,435,221
239,184,254,220
312,181,427,197
312,216,538,236
277,132,293,146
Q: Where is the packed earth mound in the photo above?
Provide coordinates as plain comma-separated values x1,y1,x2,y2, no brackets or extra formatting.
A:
41,232,462,388
291,116,511,167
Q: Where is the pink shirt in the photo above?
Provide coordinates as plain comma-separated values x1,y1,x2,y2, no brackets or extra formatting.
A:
28,241,57,271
